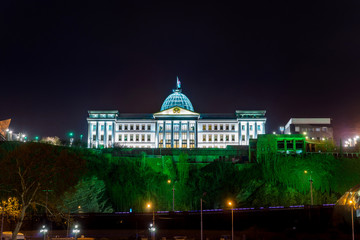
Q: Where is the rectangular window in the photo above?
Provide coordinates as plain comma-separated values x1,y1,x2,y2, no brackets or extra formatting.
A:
166,124,171,131
182,141,187,148
136,125,139,130
242,125,245,131
159,124,163,131
125,125,128,130
250,125,253,131
136,134,139,142
147,134,151,142
100,135,104,141
226,124,229,130
147,124,151,130
214,125,218,130
141,134,145,141
174,132,179,140
182,132,187,140
142,125,145,130
130,134,133,141
257,125,261,131
93,135,96,141
118,135,122,141
322,127,327,132
231,125,235,131
108,135,112,141
287,140,294,149
130,125,134,130
296,140,303,149
190,133,195,140
109,125,112,131
220,125,223,130
209,135,212,142
295,126,300,132
181,124,187,131
242,135,245,141
316,128,320,132
124,134,128,141
277,140,285,150
225,135,229,141
119,125,122,130
231,135,235,141
93,125,96,131
101,125,104,131
209,125,212,131
174,124,179,131
202,134,206,142
214,135,218,141
190,123,195,131
203,125,206,130
220,134,223,141
250,135,253,139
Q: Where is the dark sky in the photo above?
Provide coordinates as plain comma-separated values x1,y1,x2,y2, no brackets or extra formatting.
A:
1,1,360,141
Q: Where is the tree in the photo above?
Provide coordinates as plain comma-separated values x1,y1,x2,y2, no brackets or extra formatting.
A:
0,143,86,240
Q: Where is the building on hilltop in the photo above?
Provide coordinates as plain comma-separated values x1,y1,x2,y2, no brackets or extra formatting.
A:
87,78,266,149
284,118,333,141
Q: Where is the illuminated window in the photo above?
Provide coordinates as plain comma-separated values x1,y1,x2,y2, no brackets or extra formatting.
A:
295,126,300,132
166,124,171,131
242,125,245,131
203,134,206,141
124,135,128,141
109,125,112,131
231,125,235,131
209,125,212,130
316,128,320,132
141,134,145,141
209,135,212,142
190,140,195,148
190,123,195,131
101,125,104,131
225,135,229,141
257,125,261,131
147,124,151,130
242,135,245,141
231,135,235,141
130,134,133,141
93,125,96,131
182,141,187,148
142,125,145,130
181,124,187,131
136,134,139,141
118,135,122,141
182,132,187,140
174,124,179,131
202,125,206,130
190,133,195,140
119,125,122,130
214,135,218,141
220,134,223,141
174,132,179,140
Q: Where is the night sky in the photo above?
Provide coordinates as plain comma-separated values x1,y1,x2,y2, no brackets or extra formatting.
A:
1,1,360,141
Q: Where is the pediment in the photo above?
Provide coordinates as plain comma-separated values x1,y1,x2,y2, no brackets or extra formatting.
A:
153,107,200,117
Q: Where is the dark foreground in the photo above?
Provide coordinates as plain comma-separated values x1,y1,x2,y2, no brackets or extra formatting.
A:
20,205,358,240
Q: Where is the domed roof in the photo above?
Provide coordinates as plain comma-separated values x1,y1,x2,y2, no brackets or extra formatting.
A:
160,79,194,112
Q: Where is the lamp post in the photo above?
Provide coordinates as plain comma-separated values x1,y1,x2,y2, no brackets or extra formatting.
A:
72,224,80,240
69,132,74,147
40,225,48,240
228,201,234,240
349,200,355,240
167,180,176,211
304,170,313,205
146,203,155,240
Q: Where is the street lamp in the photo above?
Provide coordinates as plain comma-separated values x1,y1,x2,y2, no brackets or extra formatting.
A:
40,225,48,240
167,179,176,211
304,170,313,205
227,201,234,240
349,200,355,240
146,202,155,240
72,224,80,240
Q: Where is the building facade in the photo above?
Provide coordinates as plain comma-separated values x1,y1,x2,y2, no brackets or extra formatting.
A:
284,118,333,141
87,81,266,148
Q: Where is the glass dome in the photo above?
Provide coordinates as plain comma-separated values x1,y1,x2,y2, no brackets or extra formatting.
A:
160,90,194,112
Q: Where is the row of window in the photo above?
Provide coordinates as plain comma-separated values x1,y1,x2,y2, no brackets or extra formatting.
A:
119,124,152,131
201,124,262,131
93,134,152,142
201,134,254,142
295,126,329,132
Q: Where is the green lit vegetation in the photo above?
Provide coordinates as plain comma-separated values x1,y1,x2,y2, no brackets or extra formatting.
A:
1,142,360,215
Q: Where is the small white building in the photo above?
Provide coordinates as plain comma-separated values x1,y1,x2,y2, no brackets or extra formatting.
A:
87,80,266,148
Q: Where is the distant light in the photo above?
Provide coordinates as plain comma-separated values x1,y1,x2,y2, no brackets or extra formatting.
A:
167,179,171,184
304,170,308,174
303,132,307,135
272,132,276,134
6,129,9,132
9,131,12,134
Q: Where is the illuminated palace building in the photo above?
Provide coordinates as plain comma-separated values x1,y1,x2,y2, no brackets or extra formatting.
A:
87,80,266,149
